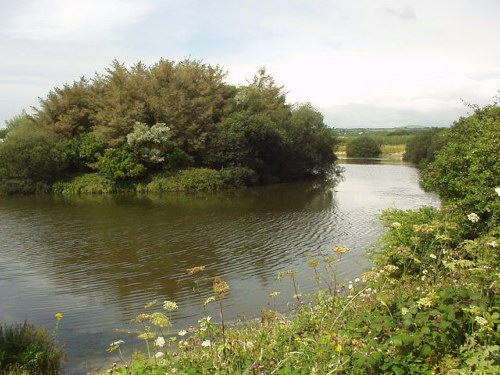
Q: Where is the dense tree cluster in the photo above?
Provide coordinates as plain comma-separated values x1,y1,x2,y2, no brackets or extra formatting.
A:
403,128,448,167
345,136,381,158
0,60,338,193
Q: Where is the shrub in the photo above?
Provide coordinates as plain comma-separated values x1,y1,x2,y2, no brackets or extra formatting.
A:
144,168,226,192
403,128,448,167
96,146,146,181
0,322,63,375
52,173,116,194
346,136,381,158
423,103,500,232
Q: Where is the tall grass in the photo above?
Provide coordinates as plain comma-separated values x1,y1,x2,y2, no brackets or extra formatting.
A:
0,321,63,375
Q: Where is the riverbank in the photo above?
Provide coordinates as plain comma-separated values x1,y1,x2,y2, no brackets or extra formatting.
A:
95,203,499,374
335,144,405,161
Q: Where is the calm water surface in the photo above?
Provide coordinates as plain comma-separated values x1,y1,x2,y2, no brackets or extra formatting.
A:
0,162,439,374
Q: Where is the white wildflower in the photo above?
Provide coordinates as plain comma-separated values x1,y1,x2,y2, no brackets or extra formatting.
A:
155,351,165,359
178,330,187,337
487,241,498,248
201,339,211,347
391,222,402,228
467,213,480,223
475,316,488,326
163,300,179,312
429,253,437,259
155,336,166,348
354,278,360,283
495,187,500,196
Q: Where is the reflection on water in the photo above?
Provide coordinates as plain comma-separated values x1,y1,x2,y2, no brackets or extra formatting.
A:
0,163,439,374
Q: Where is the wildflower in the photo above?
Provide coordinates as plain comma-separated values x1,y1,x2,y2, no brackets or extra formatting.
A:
204,296,216,306
401,307,409,316
429,253,437,259
213,278,230,297
336,343,342,352
155,351,165,359
467,213,480,223
186,265,206,275
270,291,280,298
178,330,187,336
155,336,166,348
201,339,211,347
55,312,64,321
495,187,500,196
413,224,435,233
307,259,319,267
107,340,124,352
334,246,350,255
475,316,488,326
354,278,360,283
348,281,353,290
163,300,179,312
391,222,402,228
487,240,498,248
416,297,433,309
151,313,171,328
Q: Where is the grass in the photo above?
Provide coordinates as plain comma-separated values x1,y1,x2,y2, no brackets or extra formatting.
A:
0,319,64,375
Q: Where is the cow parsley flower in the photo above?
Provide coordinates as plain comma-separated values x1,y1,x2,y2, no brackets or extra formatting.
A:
467,213,480,223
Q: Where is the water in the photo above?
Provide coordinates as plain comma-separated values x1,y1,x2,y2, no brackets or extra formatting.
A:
0,162,439,374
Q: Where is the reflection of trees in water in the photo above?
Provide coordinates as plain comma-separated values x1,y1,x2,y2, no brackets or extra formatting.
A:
0,180,340,317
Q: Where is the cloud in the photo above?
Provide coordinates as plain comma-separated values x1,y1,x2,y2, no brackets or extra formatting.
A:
1,0,151,42
385,6,416,20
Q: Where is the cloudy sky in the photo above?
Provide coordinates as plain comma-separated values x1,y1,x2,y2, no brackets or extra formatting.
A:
0,0,499,128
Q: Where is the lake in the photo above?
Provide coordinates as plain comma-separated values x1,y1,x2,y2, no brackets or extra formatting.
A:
0,162,440,374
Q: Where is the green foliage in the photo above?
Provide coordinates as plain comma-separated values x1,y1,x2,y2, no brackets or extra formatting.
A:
0,124,67,194
403,128,448,166
346,136,381,158
52,173,116,194
97,146,146,181
64,132,106,171
142,168,226,193
4,58,338,194
126,122,173,164
423,103,500,232
0,322,63,375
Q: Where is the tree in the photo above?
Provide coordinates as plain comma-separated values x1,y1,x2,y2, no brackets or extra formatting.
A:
284,103,337,179
0,123,67,193
403,128,448,167
346,136,381,158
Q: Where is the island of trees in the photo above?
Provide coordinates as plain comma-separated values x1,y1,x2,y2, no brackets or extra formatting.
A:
0,59,338,194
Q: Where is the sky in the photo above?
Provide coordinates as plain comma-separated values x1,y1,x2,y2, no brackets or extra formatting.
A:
0,0,499,128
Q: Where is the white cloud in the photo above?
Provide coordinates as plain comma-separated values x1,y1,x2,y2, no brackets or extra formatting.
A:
1,0,151,42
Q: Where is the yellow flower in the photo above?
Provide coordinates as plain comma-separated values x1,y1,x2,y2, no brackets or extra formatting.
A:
213,278,230,296
186,265,206,275
333,246,350,255
336,343,342,352
55,312,63,321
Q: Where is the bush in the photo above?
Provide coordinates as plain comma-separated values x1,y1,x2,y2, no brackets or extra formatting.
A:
423,103,500,232
96,146,146,181
0,124,67,193
144,168,226,192
346,136,381,158
0,322,63,375
403,128,448,167
52,173,116,194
